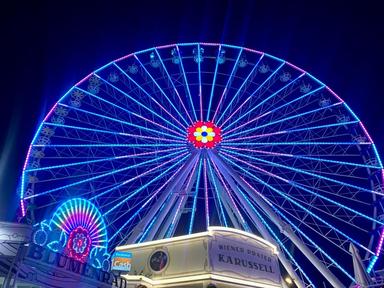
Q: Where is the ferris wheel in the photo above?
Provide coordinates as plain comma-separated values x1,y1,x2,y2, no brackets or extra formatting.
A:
19,43,384,287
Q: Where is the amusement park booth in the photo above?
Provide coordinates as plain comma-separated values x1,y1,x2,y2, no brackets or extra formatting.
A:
115,226,282,288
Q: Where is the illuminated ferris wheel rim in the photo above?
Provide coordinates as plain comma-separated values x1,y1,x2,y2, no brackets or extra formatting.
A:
19,42,384,287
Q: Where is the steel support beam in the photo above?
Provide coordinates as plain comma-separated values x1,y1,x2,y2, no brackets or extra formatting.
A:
209,151,344,288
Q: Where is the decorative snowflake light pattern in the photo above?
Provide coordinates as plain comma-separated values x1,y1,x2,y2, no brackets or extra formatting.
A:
67,226,92,263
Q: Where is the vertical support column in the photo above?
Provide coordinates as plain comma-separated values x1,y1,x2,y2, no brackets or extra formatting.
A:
127,153,198,243
209,151,344,288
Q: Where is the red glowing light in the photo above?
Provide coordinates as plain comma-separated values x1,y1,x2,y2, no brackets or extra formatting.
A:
187,121,221,148
66,226,92,263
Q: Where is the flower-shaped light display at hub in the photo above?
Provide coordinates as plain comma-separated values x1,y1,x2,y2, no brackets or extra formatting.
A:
188,121,221,148
67,226,92,263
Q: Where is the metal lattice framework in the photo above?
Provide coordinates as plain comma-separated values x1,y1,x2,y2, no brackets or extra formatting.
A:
20,43,384,287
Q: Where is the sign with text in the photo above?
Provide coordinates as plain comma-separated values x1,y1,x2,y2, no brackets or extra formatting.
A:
210,234,280,284
111,251,132,272
18,243,127,288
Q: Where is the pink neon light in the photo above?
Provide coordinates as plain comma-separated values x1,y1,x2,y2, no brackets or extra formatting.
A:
22,145,33,171
74,73,93,87
174,88,194,124
119,132,185,143
149,96,187,129
20,200,26,217
20,102,59,216
115,147,185,159
375,228,384,256
114,52,135,62
326,86,344,103
222,146,293,157
359,121,373,143
285,62,306,74
131,112,186,137
210,157,246,224
203,159,210,228
220,151,288,183
222,130,286,142
373,169,384,258
144,162,186,206
120,152,189,186
199,42,219,47
240,176,275,207
212,88,227,122
43,102,58,122
243,47,264,56
170,158,199,226
223,111,272,136
220,96,251,128
155,44,176,49
199,85,203,121
66,226,92,263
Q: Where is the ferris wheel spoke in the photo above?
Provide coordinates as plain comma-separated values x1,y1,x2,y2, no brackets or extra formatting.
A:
221,149,381,197
75,86,185,138
154,48,194,124
223,146,379,170
165,156,200,238
197,44,203,121
212,48,243,122
222,120,360,143
223,85,325,134
210,151,341,286
141,153,200,241
221,149,382,224
26,147,184,172
203,159,210,228
224,102,343,139
175,45,198,121
220,67,303,129
104,152,190,216
207,158,228,227
209,154,250,231
107,191,155,227
25,149,187,200
127,159,192,243
107,153,190,242
21,43,384,285
216,53,265,126
45,122,184,145
89,151,189,203
235,185,316,287
133,54,190,127
267,198,356,283
264,193,368,255
129,112,186,137
222,141,371,148
34,143,185,149
107,65,187,131
96,68,185,134
57,103,185,141
224,158,359,283
219,152,376,254
188,158,203,234
206,45,222,122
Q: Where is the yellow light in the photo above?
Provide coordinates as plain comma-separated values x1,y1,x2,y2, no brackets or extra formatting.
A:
285,276,293,285
122,273,282,288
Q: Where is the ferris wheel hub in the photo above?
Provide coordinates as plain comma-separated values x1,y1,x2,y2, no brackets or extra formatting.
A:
187,121,222,148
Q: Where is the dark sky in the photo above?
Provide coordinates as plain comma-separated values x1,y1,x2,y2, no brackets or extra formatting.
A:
1,0,384,221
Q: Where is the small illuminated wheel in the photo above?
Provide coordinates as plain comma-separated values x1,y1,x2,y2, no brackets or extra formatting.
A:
20,43,384,287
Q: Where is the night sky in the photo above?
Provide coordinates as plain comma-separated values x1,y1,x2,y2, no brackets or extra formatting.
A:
1,0,384,221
